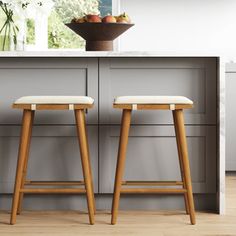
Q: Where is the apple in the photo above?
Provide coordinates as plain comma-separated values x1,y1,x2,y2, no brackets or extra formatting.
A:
85,14,101,23
102,15,116,23
116,12,131,23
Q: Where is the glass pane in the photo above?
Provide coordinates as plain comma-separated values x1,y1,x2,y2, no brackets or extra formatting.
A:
99,0,112,16
48,0,112,49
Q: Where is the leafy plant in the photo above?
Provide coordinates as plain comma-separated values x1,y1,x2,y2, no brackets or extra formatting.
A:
48,10,84,49
0,1,19,50
26,19,35,44
47,0,100,49
54,0,100,23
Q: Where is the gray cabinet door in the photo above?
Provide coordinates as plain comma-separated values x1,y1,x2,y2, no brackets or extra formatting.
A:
226,67,236,170
0,125,98,193
99,125,216,194
99,58,217,125
0,58,98,125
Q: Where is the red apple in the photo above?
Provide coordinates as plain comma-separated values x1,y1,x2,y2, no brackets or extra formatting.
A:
102,15,116,23
85,14,101,23
117,12,131,23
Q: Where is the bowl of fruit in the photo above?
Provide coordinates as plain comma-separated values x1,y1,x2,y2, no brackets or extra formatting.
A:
65,13,134,51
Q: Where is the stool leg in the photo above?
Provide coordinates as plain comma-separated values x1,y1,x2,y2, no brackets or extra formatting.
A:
17,111,34,215
173,111,190,215
174,109,196,225
82,111,96,215
10,110,34,225
111,109,132,225
75,109,95,225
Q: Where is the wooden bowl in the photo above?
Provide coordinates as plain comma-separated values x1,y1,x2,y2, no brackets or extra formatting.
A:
65,22,134,51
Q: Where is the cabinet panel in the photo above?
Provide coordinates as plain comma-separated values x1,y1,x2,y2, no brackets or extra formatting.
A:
99,58,217,125
0,126,98,193
0,58,98,125
99,125,216,194
226,72,236,170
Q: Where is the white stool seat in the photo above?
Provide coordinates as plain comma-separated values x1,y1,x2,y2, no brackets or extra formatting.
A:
14,96,94,105
114,96,193,105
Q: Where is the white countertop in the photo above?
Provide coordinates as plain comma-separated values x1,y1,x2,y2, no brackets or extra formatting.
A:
0,50,223,58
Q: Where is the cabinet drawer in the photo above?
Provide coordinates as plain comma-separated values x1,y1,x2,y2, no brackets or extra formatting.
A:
0,58,98,125
99,58,217,125
0,126,98,193
99,125,216,194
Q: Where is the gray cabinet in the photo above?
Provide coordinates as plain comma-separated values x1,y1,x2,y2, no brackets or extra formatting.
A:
226,64,236,170
0,58,99,193
0,58,98,125
0,125,98,193
0,57,217,203
99,58,217,125
99,57,217,195
99,125,216,194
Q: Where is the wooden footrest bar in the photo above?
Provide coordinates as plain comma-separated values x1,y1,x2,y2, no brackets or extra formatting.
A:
120,188,187,194
121,181,183,186
25,181,85,186
20,188,86,194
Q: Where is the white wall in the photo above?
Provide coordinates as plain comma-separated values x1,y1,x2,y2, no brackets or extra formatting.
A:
118,0,236,58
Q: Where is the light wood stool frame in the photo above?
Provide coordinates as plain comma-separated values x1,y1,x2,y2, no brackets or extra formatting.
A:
10,104,95,225
111,103,196,225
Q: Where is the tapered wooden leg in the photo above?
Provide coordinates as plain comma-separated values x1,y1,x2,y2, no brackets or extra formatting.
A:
174,109,196,225
10,110,34,225
173,111,190,215
82,111,96,215
17,111,34,215
111,109,132,225
75,109,95,225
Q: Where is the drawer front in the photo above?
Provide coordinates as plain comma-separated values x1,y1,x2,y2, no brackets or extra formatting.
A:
0,125,98,193
0,58,98,125
99,58,217,125
99,125,216,194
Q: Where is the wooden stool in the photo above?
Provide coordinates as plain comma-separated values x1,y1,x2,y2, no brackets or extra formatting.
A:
10,96,95,225
111,96,196,225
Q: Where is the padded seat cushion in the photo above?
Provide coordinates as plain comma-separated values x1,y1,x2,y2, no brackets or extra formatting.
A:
14,96,94,105
114,96,193,105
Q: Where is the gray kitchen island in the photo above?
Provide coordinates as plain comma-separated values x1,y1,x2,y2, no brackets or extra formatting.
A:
0,51,225,214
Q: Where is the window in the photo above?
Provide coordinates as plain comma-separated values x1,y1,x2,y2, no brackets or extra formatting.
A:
48,0,112,49
0,0,112,50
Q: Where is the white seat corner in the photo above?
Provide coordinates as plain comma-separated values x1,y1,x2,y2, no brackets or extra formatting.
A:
114,96,193,105
14,96,94,105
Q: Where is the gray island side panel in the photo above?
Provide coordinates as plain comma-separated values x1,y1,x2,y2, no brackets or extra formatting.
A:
225,63,236,171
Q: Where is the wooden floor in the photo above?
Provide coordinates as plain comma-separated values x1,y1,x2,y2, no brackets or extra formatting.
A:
0,174,236,235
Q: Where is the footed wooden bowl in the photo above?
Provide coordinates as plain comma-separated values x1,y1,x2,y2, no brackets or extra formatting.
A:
66,22,134,51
